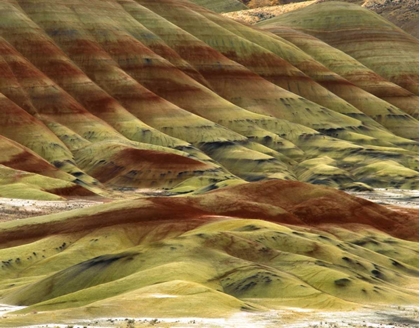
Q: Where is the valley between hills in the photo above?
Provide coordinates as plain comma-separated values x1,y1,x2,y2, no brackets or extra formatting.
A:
0,0,418,327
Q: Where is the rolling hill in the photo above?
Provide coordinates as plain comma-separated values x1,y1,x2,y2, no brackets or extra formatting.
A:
0,180,418,326
0,0,417,200
224,0,419,39
257,1,419,95
0,0,418,325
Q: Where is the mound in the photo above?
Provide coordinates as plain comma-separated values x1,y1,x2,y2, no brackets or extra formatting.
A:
257,25,419,119
225,0,419,38
259,1,419,94
0,180,417,326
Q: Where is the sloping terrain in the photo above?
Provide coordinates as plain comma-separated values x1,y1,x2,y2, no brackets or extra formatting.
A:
0,1,418,324
189,0,248,12
256,24,419,118
224,0,419,39
0,181,418,326
0,0,417,200
257,1,419,94
362,0,419,38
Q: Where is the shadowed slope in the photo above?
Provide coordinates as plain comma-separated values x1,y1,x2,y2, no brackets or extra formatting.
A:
0,181,417,325
74,141,236,189
0,136,71,181
0,136,95,199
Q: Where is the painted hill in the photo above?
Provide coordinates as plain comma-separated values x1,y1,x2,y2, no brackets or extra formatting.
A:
189,0,248,12
0,0,417,200
0,0,418,324
0,180,418,326
224,0,419,39
257,1,419,94
256,24,419,118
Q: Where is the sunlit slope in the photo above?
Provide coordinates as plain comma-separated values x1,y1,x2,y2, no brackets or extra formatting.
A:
0,181,417,325
189,0,248,12
257,25,419,119
0,1,242,194
259,1,419,95
74,141,241,189
136,0,418,141
0,0,417,198
0,136,93,199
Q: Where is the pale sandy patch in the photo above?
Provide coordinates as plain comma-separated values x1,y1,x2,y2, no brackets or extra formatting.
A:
4,305,417,327
222,1,317,25
346,188,419,209
0,197,104,222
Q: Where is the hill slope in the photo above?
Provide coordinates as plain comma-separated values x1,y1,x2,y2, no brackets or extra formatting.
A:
0,1,418,324
0,0,417,199
0,180,417,326
257,1,419,94
224,0,419,38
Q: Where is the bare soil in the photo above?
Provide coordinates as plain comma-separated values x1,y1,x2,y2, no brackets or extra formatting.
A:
222,1,317,24
0,189,169,222
346,188,418,209
1,304,418,327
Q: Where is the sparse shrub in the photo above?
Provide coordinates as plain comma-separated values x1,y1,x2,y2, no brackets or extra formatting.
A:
149,318,159,325
126,319,135,328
